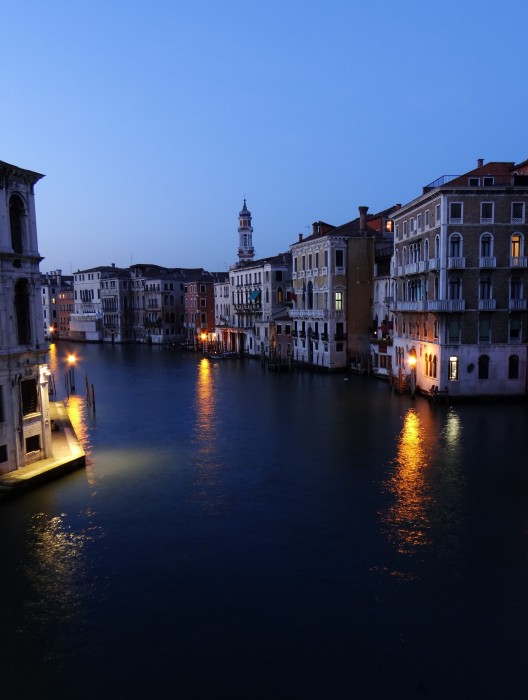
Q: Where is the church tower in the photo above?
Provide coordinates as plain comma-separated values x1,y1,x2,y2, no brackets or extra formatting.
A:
237,199,255,263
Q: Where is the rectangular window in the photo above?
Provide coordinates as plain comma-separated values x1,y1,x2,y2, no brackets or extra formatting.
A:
21,379,38,415
335,291,343,311
324,250,328,267
335,250,344,268
285,324,291,335
315,252,319,268
403,221,408,237
417,213,422,230
448,356,459,381
294,258,297,272
0,444,7,463
449,202,463,223
435,204,441,224
468,177,480,186
308,255,312,270
410,218,415,232
25,435,40,453
276,324,282,335
483,177,494,186
275,271,282,281
481,202,494,223
512,202,525,223
395,223,400,239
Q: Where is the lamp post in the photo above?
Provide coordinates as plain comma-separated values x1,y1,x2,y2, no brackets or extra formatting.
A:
67,354,76,393
200,332,207,354
408,354,416,398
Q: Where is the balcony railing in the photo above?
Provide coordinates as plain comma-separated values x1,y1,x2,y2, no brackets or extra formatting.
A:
289,308,329,319
510,256,528,268
448,257,466,268
394,301,427,312
426,299,465,312
479,256,496,268
509,298,527,310
478,299,496,311
234,303,262,313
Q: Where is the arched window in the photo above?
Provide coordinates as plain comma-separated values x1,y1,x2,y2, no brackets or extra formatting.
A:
424,238,429,261
277,286,283,304
14,279,32,345
511,233,523,259
434,235,440,259
448,276,462,300
449,233,462,258
480,233,493,259
432,355,437,378
402,247,408,265
508,355,519,379
9,195,25,254
307,282,313,309
478,354,490,379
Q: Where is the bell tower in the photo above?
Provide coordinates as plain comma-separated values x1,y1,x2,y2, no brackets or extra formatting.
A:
237,199,255,263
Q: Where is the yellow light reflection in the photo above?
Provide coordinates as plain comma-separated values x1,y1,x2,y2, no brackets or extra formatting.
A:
66,394,95,486
383,408,433,555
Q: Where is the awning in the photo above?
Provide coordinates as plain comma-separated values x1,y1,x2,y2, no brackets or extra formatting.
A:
249,289,261,301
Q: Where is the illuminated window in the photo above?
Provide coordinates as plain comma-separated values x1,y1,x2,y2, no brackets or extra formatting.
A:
335,291,343,311
511,234,522,258
448,356,459,381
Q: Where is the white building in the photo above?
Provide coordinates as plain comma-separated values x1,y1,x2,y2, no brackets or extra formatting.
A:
0,160,52,473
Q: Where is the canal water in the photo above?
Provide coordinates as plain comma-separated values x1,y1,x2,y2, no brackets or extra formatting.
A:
1,343,527,699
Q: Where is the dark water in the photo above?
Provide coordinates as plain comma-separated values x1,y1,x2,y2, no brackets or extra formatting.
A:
1,343,528,699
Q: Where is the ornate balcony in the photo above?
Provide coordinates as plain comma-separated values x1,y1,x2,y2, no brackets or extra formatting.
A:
509,298,527,310
479,256,496,268
510,256,528,268
448,257,466,269
478,299,496,311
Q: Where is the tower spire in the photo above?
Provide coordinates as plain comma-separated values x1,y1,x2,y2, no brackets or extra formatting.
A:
237,199,255,262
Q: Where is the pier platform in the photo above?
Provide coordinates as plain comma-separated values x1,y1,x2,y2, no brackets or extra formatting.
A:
0,401,85,500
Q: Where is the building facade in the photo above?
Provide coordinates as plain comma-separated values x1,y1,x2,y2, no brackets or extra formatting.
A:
391,159,528,397
0,160,52,473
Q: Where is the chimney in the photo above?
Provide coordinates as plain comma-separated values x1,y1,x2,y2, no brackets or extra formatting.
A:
477,158,484,168
298,233,303,242
358,206,369,231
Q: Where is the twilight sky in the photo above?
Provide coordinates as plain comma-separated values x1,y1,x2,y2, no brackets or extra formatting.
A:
3,0,527,275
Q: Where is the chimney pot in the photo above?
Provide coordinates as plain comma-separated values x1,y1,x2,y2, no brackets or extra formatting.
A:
478,158,484,168
358,206,369,231
298,233,303,242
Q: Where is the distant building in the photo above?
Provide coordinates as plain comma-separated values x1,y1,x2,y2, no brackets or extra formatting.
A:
0,160,52,473
391,158,528,397
41,269,73,339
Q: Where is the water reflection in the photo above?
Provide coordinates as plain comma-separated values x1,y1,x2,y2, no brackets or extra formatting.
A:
191,359,224,509
382,408,434,555
24,513,93,625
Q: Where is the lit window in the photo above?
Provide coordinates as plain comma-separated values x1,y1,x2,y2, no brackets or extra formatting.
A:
448,356,459,381
335,292,343,311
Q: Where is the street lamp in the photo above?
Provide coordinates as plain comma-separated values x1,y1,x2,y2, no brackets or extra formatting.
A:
408,354,417,398
200,332,207,354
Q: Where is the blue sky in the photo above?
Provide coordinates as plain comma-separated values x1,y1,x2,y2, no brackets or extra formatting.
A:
3,0,527,274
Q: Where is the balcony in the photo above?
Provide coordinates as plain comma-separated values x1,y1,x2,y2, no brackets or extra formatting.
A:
510,256,528,268
479,256,496,268
395,301,427,312
289,308,329,319
448,257,466,269
234,303,262,313
478,299,496,311
509,298,527,310
426,299,465,312
428,258,440,270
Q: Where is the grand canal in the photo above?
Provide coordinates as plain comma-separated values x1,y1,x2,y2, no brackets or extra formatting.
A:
1,343,527,699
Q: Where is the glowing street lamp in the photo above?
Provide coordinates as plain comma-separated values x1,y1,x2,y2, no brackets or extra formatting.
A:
67,354,76,393
200,332,207,354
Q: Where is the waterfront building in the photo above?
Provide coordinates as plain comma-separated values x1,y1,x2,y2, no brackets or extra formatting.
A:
220,201,293,358
57,279,74,339
40,269,73,340
100,266,132,342
70,265,119,341
183,270,226,348
214,275,231,350
290,206,398,371
391,158,528,397
0,160,52,473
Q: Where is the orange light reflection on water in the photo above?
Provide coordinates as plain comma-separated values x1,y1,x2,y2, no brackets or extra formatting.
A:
383,408,434,555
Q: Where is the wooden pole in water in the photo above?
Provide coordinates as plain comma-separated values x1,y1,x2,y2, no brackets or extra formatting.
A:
85,373,91,405
91,384,96,415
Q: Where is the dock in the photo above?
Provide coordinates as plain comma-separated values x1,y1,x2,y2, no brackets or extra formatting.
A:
0,401,86,500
